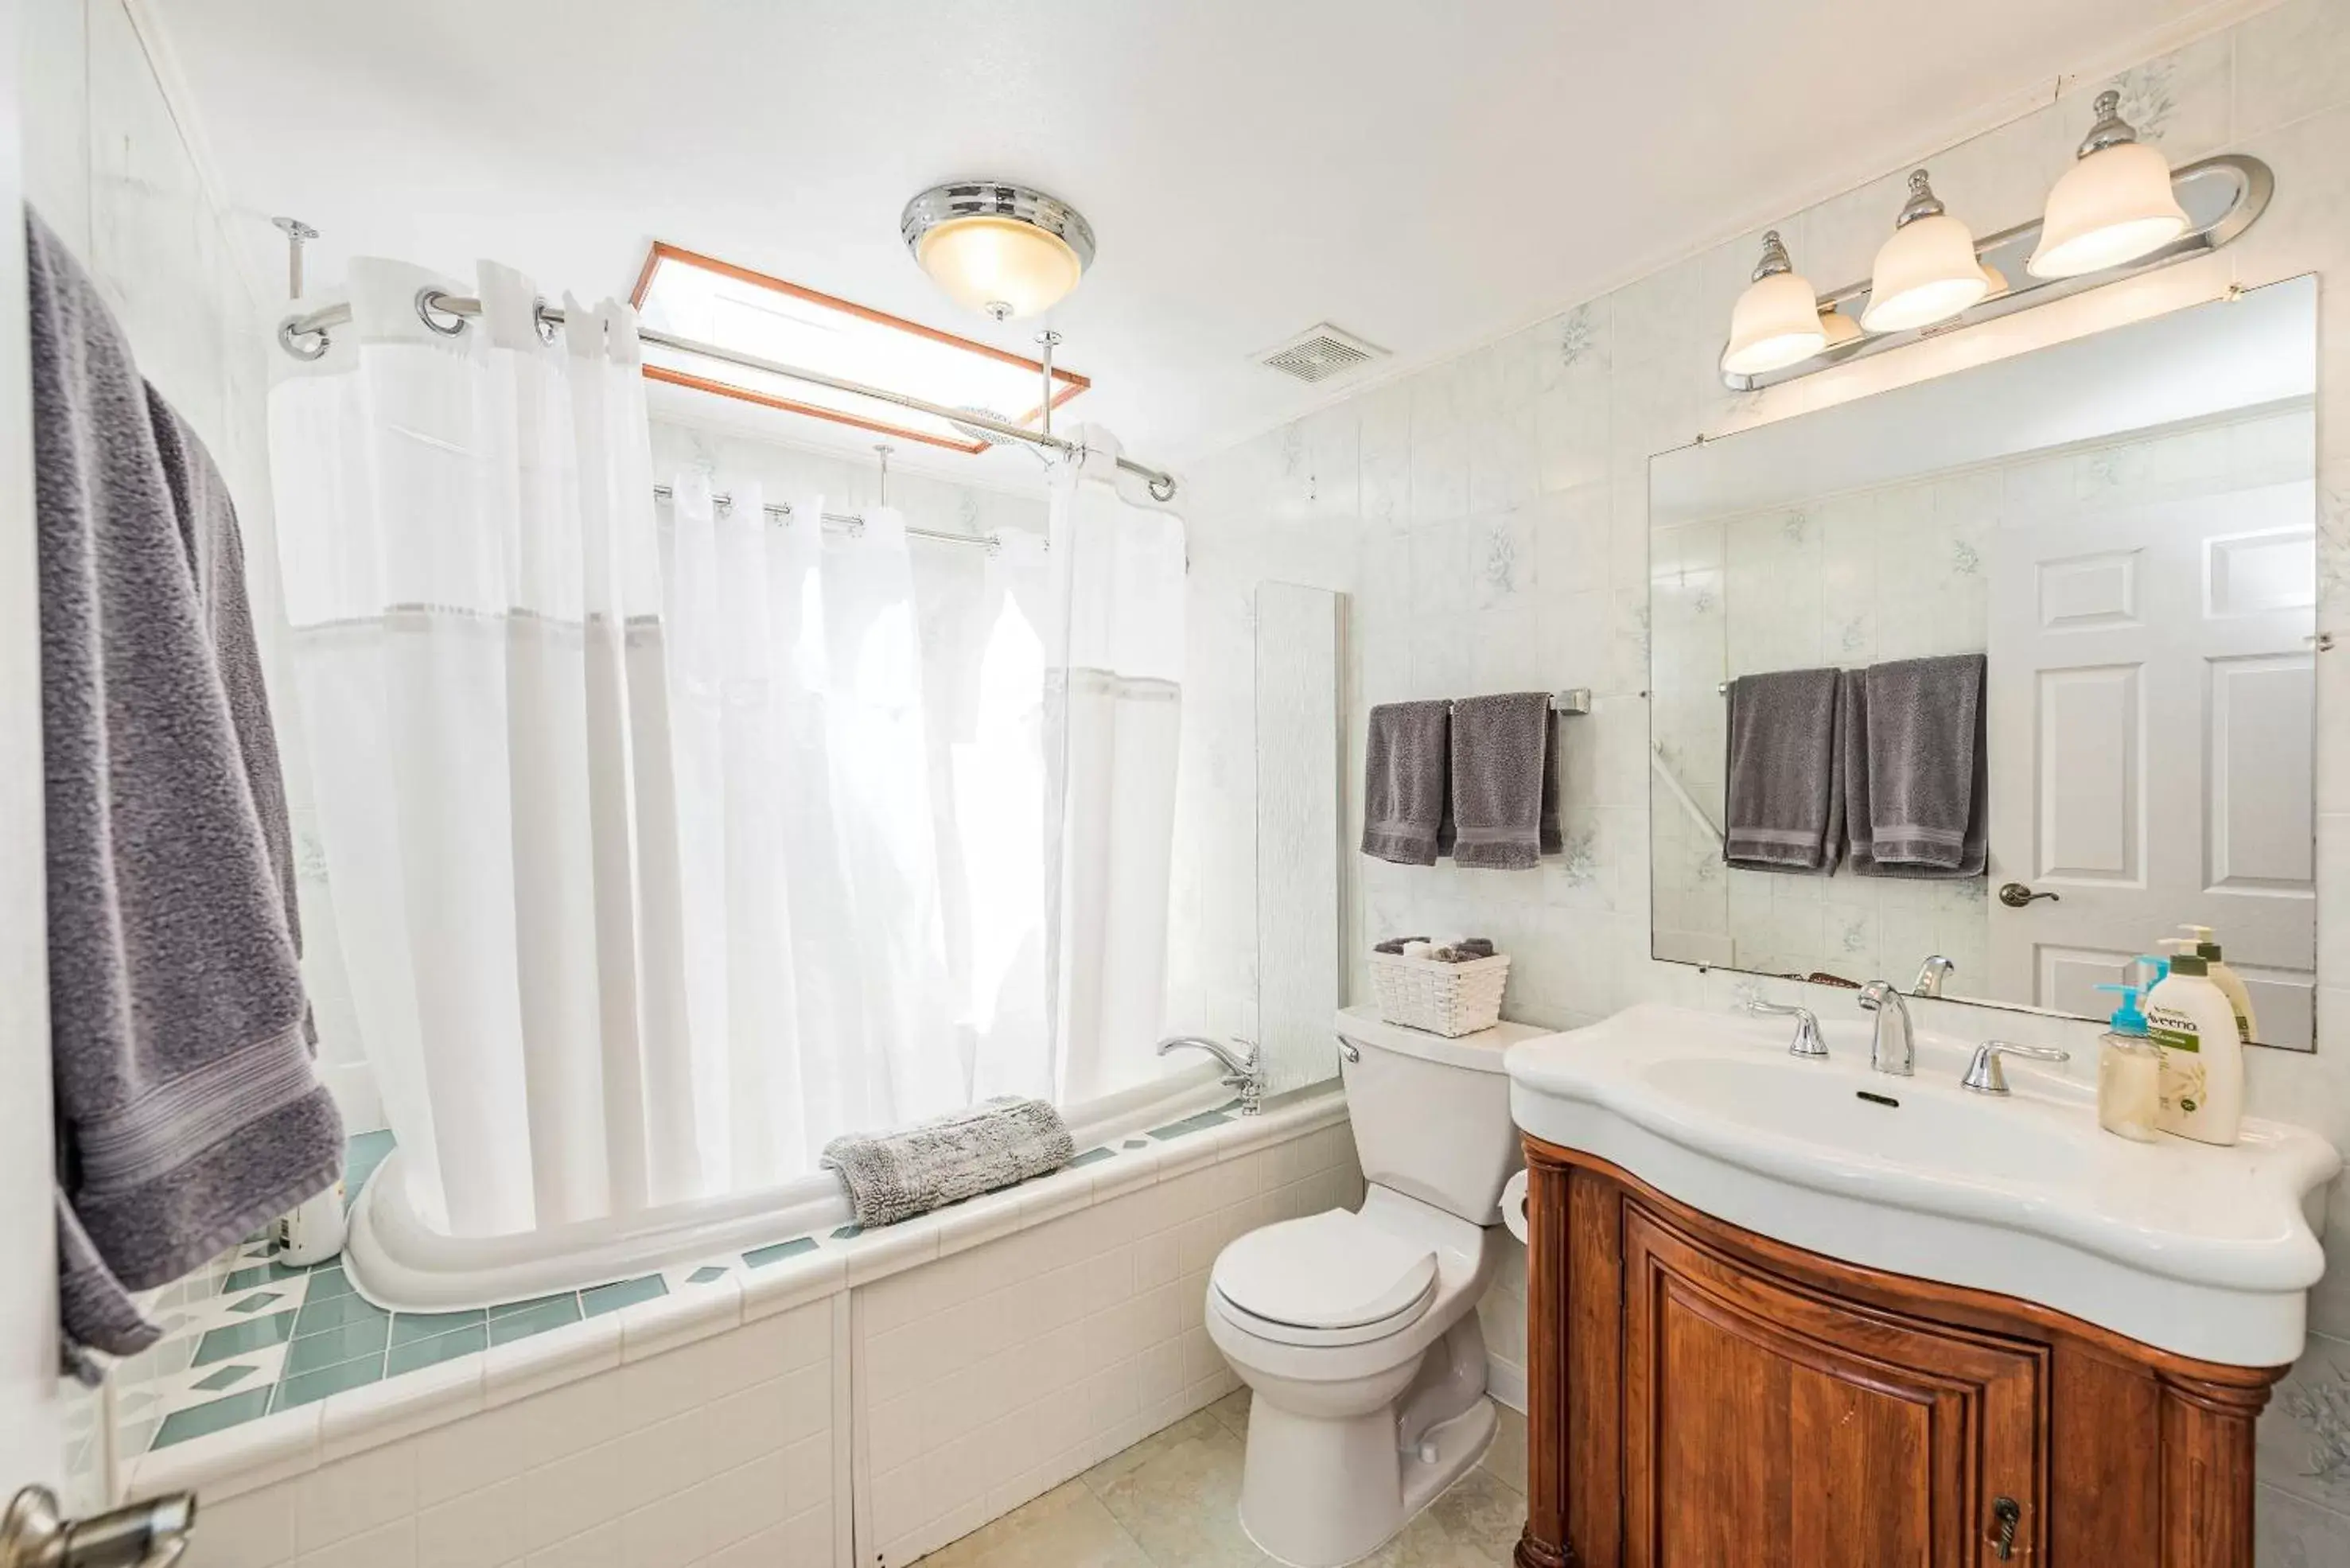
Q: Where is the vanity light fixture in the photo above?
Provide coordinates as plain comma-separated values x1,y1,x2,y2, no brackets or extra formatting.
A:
2026,91,2191,278
901,181,1096,321
1860,170,2002,333
1721,232,1859,377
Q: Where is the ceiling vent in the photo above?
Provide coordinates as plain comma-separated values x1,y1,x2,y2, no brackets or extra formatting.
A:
1255,322,1388,384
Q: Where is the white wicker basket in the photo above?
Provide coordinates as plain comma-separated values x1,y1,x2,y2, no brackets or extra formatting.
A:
1367,951,1511,1037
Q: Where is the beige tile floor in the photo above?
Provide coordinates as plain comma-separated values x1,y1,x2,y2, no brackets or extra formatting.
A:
915,1393,1530,1568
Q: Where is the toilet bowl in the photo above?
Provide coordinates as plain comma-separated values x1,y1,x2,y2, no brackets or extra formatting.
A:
1203,1007,1554,1568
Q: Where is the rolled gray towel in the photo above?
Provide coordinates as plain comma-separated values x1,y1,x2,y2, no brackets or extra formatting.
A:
822,1096,1076,1228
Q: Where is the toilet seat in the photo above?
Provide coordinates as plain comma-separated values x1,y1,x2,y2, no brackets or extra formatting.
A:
1210,1208,1438,1347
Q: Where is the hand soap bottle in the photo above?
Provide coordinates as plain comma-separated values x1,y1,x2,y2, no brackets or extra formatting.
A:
2093,981,2161,1142
2179,924,2257,1045
2146,946,2244,1146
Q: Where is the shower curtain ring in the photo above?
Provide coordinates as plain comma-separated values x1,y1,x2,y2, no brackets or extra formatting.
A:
276,317,330,361
1148,475,1177,503
415,287,469,337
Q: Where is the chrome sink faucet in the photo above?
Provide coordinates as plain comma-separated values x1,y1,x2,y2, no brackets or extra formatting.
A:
1912,954,1955,998
1745,998,1827,1059
1156,1035,1263,1116
1855,981,1915,1076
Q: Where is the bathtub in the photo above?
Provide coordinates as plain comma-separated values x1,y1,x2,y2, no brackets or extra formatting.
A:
344,1063,1243,1311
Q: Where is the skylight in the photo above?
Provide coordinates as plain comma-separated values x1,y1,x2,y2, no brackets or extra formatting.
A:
629,243,1087,453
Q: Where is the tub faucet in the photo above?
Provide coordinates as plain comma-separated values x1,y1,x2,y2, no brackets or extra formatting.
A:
1855,981,1915,1077
1156,1035,1263,1116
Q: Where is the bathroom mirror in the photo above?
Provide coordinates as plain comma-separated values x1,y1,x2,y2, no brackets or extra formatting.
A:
1648,276,2319,1048
1255,582,1347,1088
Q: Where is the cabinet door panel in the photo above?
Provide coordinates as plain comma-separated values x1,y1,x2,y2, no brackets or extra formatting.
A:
1623,1203,2045,1568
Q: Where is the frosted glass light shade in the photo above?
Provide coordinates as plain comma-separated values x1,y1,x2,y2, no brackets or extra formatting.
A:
2027,140,2189,278
915,216,1085,320
1862,212,1991,333
1722,269,1827,376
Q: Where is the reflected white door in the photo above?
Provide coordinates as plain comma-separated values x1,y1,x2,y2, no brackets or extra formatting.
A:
0,0,61,1486
1985,479,2317,1045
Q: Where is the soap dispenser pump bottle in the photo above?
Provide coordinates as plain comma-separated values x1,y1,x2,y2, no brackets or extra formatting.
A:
2094,981,2161,1142
2179,924,2257,1045
2146,942,2244,1146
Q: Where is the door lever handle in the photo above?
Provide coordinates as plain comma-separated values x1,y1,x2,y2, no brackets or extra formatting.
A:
1998,882,2060,909
2,1487,195,1568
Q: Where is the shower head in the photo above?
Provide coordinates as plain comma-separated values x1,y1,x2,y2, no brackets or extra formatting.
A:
951,407,1051,465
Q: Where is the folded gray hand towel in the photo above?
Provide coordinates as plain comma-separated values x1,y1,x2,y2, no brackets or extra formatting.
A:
822,1096,1076,1228
1843,663,1987,878
1863,655,1987,870
29,212,341,1362
1724,668,1843,872
1449,692,1554,870
1363,701,1451,866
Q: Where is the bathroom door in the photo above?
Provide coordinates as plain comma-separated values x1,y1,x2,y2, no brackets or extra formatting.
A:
0,0,63,1486
1984,481,2317,1043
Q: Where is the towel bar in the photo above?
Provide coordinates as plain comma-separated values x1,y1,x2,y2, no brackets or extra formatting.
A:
1445,689,1590,715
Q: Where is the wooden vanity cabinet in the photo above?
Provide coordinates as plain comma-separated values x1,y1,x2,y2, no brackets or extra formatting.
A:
1515,1137,2287,1568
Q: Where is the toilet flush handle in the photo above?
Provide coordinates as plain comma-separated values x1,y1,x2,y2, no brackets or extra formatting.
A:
1500,1170,1531,1244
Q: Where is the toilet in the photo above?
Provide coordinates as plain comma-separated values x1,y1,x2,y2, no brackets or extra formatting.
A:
1204,1006,1550,1567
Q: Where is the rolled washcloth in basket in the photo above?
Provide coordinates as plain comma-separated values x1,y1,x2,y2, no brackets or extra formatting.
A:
821,1096,1076,1228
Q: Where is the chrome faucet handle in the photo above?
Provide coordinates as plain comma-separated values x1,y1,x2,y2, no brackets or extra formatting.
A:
1912,954,1956,998
1745,998,1827,1059
1960,1040,2071,1095
1156,1034,1263,1115
1855,980,1916,1077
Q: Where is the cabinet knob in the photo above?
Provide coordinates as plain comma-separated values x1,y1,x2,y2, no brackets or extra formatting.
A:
1988,1496,2022,1561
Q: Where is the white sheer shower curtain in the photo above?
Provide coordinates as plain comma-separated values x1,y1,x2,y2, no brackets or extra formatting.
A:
267,265,1186,1237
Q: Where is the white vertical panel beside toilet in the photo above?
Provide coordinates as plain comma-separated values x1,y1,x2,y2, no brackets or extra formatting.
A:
1256,583,1347,1095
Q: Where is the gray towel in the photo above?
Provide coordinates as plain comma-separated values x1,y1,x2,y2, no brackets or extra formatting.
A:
1449,691,1553,870
822,1096,1075,1228
1842,664,1987,878
1723,668,1842,872
1363,700,1450,866
1862,655,1986,870
29,212,341,1361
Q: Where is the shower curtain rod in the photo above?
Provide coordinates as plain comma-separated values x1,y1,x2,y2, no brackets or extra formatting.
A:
646,484,1021,553
277,290,1180,502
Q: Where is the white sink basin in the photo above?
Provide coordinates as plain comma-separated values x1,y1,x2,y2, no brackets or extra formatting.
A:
1505,1002,2340,1367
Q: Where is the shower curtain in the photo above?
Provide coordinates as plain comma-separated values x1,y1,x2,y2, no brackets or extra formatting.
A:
266,264,1186,1236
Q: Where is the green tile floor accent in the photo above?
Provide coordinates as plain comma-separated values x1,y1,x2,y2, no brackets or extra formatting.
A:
391,1309,484,1345
487,1296,581,1344
193,1309,298,1366
1146,1110,1231,1140
488,1292,572,1318
226,1290,285,1314
1067,1146,1116,1167
581,1275,666,1317
189,1364,257,1393
291,1291,387,1337
222,1266,272,1290
387,1325,485,1376
300,1265,356,1301
154,1388,271,1448
282,1317,389,1377
271,1354,383,1412
745,1237,819,1269
687,1266,728,1284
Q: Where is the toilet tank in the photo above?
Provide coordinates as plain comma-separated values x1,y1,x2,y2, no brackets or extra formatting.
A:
1334,1006,1550,1225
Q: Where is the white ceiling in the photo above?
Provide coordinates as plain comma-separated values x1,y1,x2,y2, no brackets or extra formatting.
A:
163,0,2231,488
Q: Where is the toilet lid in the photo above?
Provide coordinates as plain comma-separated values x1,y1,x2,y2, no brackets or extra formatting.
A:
1210,1209,1438,1332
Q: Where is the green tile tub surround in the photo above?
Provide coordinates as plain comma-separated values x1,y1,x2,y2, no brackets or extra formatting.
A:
830,1224,863,1241
193,1308,298,1366
390,1309,484,1345
290,1290,388,1338
1146,1110,1232,1140
154,1388,271,1448
581,1274,667,1317
387,1324,486,1376
745,1237,819,1270
687,1266,729,1284
1067,1146,1116,1168
189,1364,259,1393
488,1295,582,1345
282,1317,390,1377
271,1353,384,1412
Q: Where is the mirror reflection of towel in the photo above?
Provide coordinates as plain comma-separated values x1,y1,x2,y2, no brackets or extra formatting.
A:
1852,655,1986,876
1723,668,1842,873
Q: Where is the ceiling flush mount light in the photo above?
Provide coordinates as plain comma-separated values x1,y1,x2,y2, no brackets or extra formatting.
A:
2028,91,2191,278
1722,231,1851,377
901,181,1096,321
1862,170,1999,333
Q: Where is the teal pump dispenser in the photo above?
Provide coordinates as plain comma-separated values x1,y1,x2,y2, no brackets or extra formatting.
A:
2097,975,2162,1142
